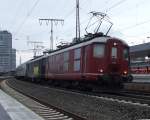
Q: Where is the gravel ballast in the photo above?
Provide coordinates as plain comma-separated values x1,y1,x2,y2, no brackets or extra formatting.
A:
2,79,150,120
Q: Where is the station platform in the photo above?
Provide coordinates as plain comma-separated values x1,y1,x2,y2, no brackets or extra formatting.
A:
0,89,44,120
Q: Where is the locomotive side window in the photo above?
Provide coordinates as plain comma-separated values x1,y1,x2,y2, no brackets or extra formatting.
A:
93,44,105,58
74,48,81,71
64,52,69,61
74,60,80,71
111,47,117,58
63,62,69,72
63,52,69,71
123,48,129,60
74,48,81,59
56,54,60,72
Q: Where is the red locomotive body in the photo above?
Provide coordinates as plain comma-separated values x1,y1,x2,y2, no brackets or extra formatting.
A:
43,36,131,86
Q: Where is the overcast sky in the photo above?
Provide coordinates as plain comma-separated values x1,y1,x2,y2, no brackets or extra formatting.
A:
0,0,150,66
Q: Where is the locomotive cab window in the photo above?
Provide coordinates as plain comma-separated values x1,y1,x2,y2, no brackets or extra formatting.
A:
111,47,117,58
123,48,129,60
93,44,105,58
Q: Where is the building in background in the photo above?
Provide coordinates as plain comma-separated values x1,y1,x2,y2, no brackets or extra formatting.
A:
0,30,16,73
130,42,150,74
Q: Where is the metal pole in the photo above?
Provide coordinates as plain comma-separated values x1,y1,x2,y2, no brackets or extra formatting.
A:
39,19,64,50
76,0,80,40
76,0,77,39
27,41,43,58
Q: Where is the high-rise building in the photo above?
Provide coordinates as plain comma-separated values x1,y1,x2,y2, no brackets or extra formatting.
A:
0,30,16,72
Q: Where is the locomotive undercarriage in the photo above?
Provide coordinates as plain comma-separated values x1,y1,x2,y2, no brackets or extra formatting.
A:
97,74,123,89
18,74,125,91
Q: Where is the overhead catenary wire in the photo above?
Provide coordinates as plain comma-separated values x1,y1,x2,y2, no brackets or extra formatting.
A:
58,0,149,35
14,0,40,37
56,0,88,38
79,0,150,35
10,0,26,30
61,0,128,37
104,0,128,12
60,0,150,38
119,19,150,31
108,0,149,18
63,0,88,21
64,7,76,20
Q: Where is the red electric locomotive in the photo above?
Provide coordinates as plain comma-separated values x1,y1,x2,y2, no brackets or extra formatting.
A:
21,33,132,88
46,34,131,85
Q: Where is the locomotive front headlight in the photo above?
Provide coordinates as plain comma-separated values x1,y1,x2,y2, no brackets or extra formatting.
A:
100,69,103,73
114,42,117,46
99,69,103,73
123,70,127,75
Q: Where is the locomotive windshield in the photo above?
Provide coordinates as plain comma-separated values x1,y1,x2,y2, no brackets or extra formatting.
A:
93,44,105,58
123,48,129,60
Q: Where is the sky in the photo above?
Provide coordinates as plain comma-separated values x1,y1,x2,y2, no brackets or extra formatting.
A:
0,0,150,66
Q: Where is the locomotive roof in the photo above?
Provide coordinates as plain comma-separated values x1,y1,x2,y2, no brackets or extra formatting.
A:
27,36,128,63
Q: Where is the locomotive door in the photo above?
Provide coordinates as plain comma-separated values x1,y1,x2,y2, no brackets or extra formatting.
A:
108,41,119,63
107,40,120,73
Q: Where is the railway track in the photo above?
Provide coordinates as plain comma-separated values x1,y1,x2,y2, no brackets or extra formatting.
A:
2,77,150,120
0,78,86,120
41,83,150,106
99,90,150,105
6,78,150,106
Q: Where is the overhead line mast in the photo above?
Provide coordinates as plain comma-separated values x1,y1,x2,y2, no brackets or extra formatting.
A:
27,41,43,58
76,0,80,41
39,19,64,50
